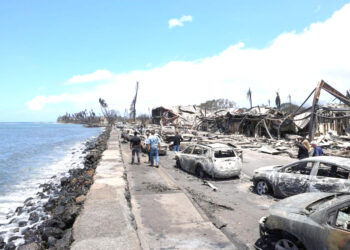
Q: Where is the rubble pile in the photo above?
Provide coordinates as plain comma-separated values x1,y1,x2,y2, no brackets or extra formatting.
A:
118,81,350,158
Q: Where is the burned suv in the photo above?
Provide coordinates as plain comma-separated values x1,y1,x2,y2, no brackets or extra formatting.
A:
256,192,350,250
175,143,242,179
253,156,350,198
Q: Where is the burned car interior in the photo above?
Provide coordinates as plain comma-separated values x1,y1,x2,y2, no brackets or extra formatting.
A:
214,149,236,158
317,163,350,179
283,162,313,175
335,205,350,230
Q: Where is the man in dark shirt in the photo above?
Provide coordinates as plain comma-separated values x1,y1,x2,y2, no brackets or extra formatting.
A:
130,131,141,164
173,131,183,153
295,138,309,160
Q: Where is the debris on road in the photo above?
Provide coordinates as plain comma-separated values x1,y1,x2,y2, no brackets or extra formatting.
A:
203,180,218,191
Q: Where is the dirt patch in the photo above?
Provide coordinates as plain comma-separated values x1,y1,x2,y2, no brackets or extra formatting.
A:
186,188,234,211
144,182,178,193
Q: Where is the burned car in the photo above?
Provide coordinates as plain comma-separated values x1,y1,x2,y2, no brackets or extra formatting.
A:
175,143,242,179
140,134,168,156
168,133,196,151
121,128,140,141
161,125,176,143
253,156,350,197
256,192,350,250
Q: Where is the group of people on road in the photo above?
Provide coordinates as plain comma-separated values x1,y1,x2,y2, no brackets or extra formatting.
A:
132,128,323,166
295,138,323,160
129,129,183,167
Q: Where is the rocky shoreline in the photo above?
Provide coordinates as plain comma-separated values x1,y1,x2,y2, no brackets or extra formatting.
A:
0,126,111,250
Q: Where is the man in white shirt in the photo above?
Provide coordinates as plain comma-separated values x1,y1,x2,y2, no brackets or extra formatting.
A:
147,130,160,168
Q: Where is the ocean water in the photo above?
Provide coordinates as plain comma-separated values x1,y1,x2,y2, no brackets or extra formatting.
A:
0,122,102,228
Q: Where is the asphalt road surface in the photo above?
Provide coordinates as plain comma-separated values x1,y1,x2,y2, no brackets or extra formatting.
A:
121,142,295,249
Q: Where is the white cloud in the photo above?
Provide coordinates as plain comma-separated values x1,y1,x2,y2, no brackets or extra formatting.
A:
28,4,350,115
168,15,193,29
67,69,113,84
28,94,71,110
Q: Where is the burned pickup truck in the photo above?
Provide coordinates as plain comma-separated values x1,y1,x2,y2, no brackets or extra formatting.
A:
256,192,350,250
253,156,350,197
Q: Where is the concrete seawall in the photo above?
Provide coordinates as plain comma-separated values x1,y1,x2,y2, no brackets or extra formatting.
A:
71,128,140,249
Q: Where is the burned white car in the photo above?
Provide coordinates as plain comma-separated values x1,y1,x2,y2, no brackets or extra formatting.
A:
175,143,242,179
140,134,168,156
253,156,350,197
161,125,176,143
256,192,350,250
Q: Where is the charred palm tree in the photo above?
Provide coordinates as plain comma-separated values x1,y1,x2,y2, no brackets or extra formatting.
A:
99,98,115,125
275,91,281,110
246,88,252,109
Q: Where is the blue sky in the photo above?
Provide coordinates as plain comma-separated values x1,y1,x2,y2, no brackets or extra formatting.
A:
1,0,350,121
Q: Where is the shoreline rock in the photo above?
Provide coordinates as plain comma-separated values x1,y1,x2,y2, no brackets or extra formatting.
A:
3,126,111,250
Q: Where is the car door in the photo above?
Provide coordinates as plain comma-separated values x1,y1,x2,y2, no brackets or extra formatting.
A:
185,146,202,174
275,161,315,197
326,202,350,250
179,146,194,172
188,146,208,174
310,163,350,193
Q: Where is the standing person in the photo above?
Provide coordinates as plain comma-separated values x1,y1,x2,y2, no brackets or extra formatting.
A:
295,138,310,160
144,130,151,163
311,141,323,156
140,124,144,134
173,131,183,153
129,131,141,164
147,130,160,168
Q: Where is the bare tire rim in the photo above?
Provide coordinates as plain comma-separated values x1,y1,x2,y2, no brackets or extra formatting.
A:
275,239,299,250
256,181,268,195
197,168,205,178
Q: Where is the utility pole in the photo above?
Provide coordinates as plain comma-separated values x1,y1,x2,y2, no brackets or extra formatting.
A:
288,94,291,113
129,82,139,122
246,88,252,109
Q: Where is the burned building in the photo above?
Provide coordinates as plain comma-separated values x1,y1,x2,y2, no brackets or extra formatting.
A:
151,80,350,140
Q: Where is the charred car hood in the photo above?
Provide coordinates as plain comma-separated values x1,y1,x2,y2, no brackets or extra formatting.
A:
270,192,335,215
255,165,281,173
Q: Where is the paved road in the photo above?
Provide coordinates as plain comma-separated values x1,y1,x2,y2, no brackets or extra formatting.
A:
121,142,238,249
121,142,294,249
241,149,294,177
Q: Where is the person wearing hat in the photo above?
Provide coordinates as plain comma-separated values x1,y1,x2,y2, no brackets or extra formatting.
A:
311,141,323,156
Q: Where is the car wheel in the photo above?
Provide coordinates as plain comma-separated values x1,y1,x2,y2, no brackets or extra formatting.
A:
255,180,270,195
195,165,206,179
176,159,181,169
274,237,302,250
